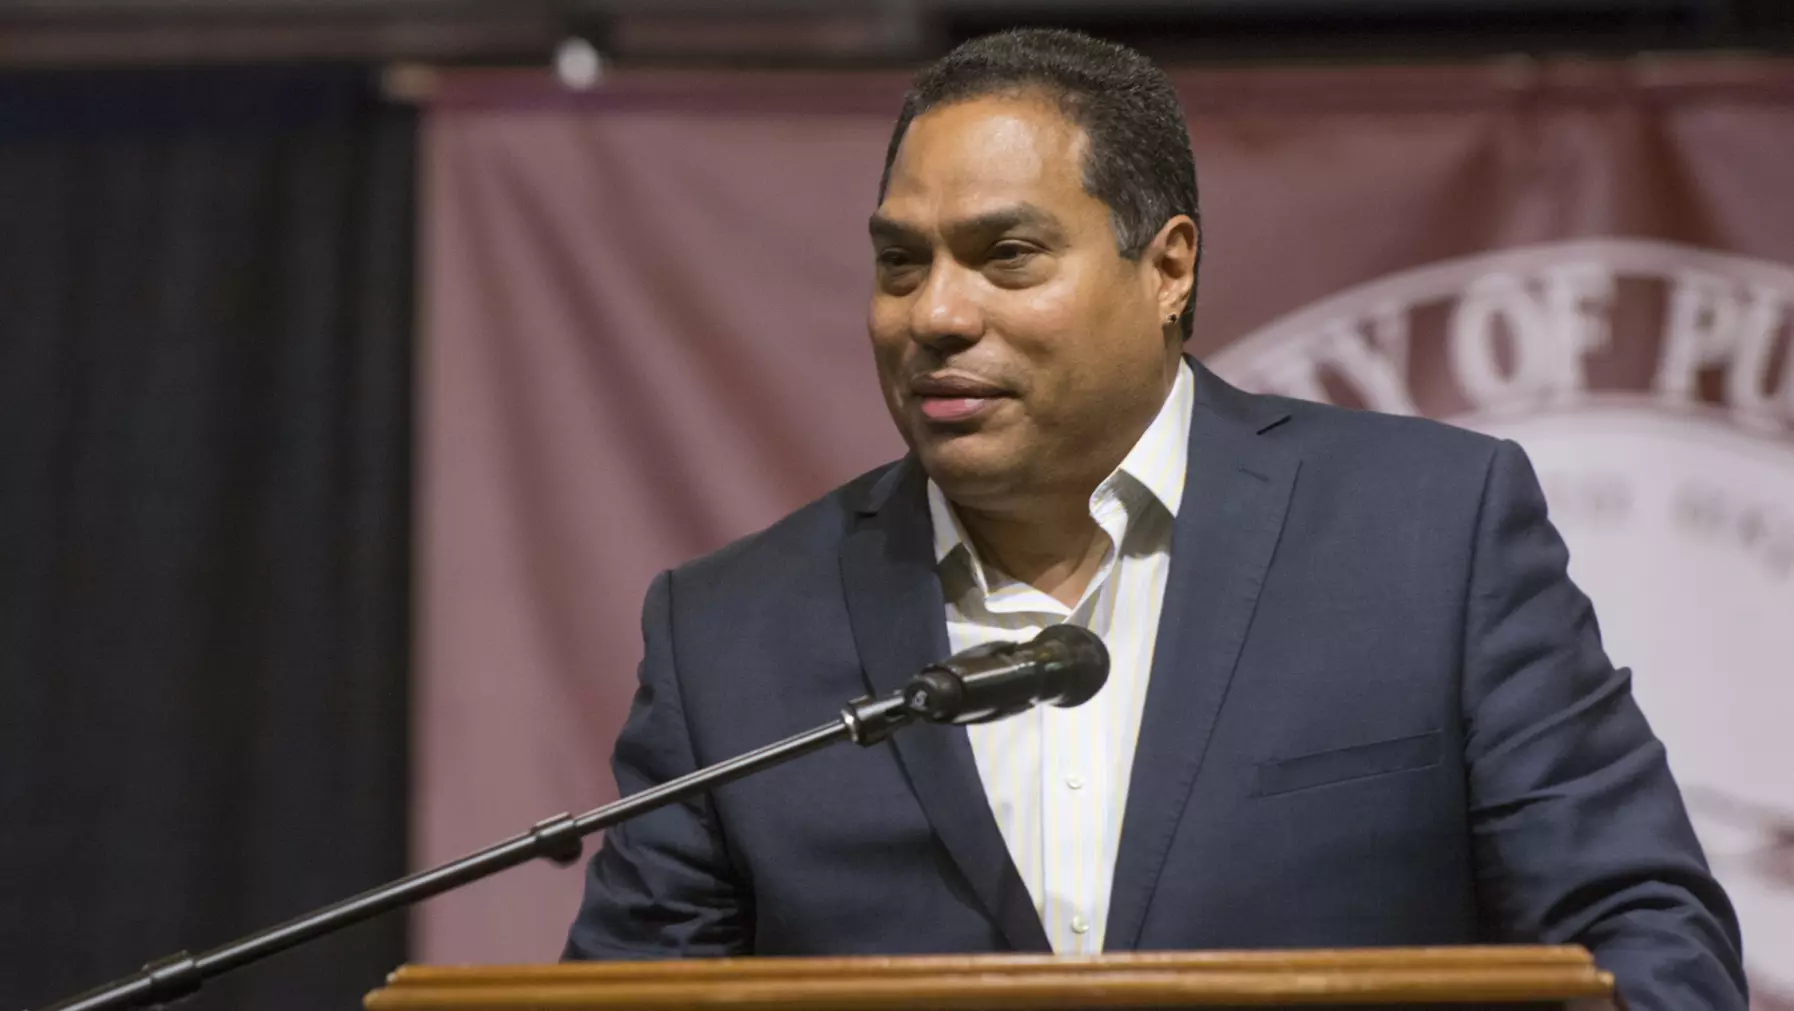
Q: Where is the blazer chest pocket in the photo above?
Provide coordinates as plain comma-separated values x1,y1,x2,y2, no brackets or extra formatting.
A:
1254,730,1443,798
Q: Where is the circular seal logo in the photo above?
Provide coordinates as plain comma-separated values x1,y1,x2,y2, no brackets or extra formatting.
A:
1213,239,1794,1005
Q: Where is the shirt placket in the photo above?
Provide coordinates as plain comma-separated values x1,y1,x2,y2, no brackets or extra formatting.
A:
1044,490,1130,953
975,580,1056,939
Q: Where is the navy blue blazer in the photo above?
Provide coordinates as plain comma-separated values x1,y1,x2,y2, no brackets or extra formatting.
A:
566,360,1746,1011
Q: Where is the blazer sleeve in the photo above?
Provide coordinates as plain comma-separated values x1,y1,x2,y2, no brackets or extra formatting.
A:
1461,439,1747,1010
563,569,753,959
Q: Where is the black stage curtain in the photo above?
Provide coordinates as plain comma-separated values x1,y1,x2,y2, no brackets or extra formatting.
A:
0,67,413,1010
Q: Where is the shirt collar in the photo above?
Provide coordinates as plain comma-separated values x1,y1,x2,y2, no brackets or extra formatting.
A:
928,358,1195,567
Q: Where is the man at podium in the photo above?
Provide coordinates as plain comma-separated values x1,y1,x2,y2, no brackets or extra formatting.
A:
563,28,1747,1011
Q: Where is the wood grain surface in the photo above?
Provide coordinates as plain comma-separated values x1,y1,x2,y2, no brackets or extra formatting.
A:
364,946,1616,1009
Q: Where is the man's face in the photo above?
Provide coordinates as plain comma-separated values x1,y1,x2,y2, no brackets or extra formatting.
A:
868,93,1185,510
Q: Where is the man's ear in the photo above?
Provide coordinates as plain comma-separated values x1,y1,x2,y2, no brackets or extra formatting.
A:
1148,214,1199,319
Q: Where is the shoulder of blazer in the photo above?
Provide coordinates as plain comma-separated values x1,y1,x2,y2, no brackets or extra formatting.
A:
1194,358,1501,470
669,456,912,587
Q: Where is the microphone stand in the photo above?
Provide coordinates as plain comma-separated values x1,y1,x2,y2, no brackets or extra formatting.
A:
37,694,918,1011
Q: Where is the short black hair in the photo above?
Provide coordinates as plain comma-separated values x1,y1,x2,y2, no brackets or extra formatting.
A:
878,28,1201,339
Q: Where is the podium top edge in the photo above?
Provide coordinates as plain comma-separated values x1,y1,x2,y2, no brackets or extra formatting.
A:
388,944,1599,982
369,951,1615,1011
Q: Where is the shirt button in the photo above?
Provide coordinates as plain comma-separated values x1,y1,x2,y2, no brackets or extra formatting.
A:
1065,775,1085,790
1070,915,1090,934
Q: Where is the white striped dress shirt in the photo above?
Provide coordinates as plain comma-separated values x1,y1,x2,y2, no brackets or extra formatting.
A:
926,359,1194,954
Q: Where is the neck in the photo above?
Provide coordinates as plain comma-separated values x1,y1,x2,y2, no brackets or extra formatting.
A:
957,495,1107,609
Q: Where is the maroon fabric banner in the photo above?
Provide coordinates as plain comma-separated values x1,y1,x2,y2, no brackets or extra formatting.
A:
418,59,1794,1005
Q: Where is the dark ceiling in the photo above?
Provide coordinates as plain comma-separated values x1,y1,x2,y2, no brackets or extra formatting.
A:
0,0,1789,68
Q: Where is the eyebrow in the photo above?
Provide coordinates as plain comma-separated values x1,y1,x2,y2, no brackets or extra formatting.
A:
868,203,1064,244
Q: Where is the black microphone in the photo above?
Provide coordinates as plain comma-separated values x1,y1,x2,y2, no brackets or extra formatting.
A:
902,624,1109,725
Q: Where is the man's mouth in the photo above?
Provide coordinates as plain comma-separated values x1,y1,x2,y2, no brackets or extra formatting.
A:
918,396,1001,423
909,372,1011,424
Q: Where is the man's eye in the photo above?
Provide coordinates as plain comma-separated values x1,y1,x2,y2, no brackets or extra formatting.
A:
877,249,919,269
988,242,1037,265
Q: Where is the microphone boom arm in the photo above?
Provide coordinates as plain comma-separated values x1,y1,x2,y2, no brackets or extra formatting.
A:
34,693,918,1011
37,624,1105,1011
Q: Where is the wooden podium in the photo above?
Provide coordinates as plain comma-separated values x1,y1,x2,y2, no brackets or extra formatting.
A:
363,945,1616,1009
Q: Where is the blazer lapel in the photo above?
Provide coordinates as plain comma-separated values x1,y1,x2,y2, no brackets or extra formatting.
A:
1105,360,1300,951
838,458,1051,953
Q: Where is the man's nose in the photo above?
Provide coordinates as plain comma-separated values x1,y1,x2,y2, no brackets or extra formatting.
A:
909,262,984,353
